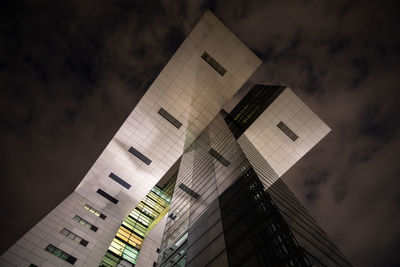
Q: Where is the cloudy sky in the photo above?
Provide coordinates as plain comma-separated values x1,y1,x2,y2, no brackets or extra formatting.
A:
1,0,399,266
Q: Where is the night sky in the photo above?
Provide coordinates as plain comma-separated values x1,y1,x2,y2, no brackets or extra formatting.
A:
1,1,399,266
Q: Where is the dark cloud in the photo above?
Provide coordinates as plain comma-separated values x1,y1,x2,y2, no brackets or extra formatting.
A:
1,0,399,266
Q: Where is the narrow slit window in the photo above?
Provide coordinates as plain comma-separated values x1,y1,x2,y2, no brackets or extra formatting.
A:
109,172,131,189
158,108,182,129
178,183,200,199
277,121,299,141
45,244,77,265
209,148,230,166
84,204,107,220
97,189,119,204
201,52,227,76
128,146,152,165
60,228,89,247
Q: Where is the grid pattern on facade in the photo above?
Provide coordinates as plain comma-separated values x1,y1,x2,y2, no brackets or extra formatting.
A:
178,183,200,199
100,178,176,267
108,172,131,189
219,168,311,266
158,108,183,129
201,52,227,76
277,121,299,141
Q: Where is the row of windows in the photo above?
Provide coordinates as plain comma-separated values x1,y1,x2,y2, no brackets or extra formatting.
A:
45,244,77,265
101,184,175,267
60,228,89,247
84,204,107,219
73,215,98,232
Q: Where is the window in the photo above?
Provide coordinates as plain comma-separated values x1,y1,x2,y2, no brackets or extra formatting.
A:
209,148,230,166
84,204,107,219
128,146,152,165
178,183,200,199
109,172,131,189
158,108,182,129
97,188,119,204
201,52,227,76
277,121,298,141
73,215,98,232
45,244,77,265
60,228,89,247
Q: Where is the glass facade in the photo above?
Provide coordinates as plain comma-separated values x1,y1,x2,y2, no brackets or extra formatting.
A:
100,175,176,267
156,85,351,266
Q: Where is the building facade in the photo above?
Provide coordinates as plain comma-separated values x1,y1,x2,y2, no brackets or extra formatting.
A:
156,84,351,266
1,11,350,267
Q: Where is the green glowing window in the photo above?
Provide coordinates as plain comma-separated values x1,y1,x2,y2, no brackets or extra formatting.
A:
45,244,77,265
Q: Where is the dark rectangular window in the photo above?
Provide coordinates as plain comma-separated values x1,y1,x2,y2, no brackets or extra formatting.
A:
209,148,230,166
29,264,38,267
97,188,119,204
84,204,107,220
109,172,131,189
277,121,299,141
178,183,200,199
73,215,98,232
128,146,152,165
45,244,77,265
60,228,89,247
158,108,182,129
201,52,227,76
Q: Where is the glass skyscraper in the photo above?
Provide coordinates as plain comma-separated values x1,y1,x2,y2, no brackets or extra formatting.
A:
156,84,351,266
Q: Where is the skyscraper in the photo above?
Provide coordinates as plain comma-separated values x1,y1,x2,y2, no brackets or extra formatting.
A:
1,11,350,267
156,85,351,266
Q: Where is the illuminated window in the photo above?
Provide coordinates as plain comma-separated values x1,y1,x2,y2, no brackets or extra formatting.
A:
84,204,106,219
45,244,77,265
